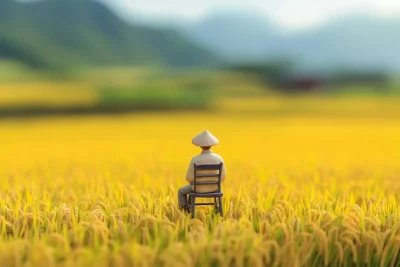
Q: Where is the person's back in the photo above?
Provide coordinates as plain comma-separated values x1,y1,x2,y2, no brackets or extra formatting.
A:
178,130,227,211
186,149,226,193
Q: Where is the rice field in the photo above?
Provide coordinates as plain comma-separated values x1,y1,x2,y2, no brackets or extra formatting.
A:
1,96,400,267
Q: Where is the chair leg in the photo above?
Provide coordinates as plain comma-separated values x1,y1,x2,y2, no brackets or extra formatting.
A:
191,197,195,219
218,197,223,217
214,197,217,212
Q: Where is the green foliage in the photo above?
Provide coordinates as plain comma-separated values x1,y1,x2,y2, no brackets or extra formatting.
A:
99,84,213,110
227,61,294,88
0,0,218,69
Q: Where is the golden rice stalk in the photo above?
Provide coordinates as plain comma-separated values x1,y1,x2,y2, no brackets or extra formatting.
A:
0,215,13,234
380,237,400,267
362,231,380,261
328,227,340,243
158,243,193,267
198,210,207,224
27,241,55,267
341,237,358,263
14,213,35,235
261,240,280,265
320,211,335,231
108,253,126,267
339,229,361,247
291,217,301,233
335,241,344,264
280,241,297,267
308,209,321,223
364,216,381,232
4,207,14,223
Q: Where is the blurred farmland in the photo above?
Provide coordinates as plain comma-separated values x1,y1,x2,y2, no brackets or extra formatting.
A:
0,0,399,119
2,1,400,266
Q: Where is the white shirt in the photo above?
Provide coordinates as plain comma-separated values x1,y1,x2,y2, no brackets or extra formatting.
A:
185,150,226,192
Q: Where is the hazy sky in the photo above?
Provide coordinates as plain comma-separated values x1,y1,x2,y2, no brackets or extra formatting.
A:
107,0,400,29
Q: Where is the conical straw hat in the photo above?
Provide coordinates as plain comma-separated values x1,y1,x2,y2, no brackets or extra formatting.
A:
192,130,219,147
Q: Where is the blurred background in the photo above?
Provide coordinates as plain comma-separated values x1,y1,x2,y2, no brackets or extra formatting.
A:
0,0,400,117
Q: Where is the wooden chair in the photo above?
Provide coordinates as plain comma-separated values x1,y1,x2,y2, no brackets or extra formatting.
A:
189,163,223,218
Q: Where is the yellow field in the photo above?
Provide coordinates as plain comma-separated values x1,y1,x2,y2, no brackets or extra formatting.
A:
0,83,95,107
1,96,400,266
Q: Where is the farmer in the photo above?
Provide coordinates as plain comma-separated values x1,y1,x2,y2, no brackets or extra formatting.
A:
178,130,226,212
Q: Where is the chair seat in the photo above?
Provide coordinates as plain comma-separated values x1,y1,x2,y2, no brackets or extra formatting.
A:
189,191,223,197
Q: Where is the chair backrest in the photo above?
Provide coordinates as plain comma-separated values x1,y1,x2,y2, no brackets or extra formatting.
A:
193,163,223,193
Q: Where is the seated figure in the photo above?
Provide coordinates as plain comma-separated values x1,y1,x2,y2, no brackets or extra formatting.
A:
178,130,226,212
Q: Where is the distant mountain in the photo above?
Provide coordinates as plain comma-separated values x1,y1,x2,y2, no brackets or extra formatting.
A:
175,11,400,72
178,11,280,61
272,15,400,71
0,0,217,68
